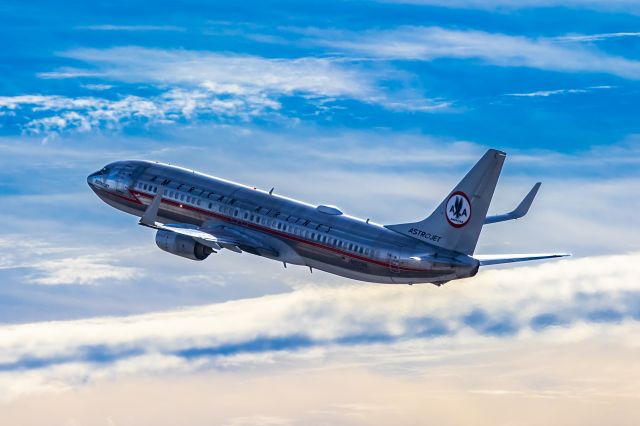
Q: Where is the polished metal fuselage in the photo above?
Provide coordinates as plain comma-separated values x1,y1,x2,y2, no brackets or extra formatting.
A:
88,160,479,284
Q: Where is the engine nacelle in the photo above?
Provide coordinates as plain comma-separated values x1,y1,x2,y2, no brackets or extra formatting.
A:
155,230,213,261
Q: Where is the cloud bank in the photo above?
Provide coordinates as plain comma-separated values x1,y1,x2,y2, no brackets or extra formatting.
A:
0,252,638,402
309,26,640,79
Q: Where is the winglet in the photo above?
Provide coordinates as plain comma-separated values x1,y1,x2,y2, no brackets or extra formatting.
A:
484,182,541,224
139,186,165,227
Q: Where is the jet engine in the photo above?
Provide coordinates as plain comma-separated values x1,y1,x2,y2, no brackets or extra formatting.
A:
155,230,213,261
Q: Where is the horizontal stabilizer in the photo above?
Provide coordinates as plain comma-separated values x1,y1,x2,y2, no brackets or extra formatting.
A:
484,182,541,224
474,253,571,266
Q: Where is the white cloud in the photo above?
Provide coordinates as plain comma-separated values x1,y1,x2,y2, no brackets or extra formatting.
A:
555,32,640,42
77,25,186,32
2,46,451,134
0,252,638,401
43,47,378,99
380,0,640,13
308,26,640,79
33,47,449,118
28,256,142,286
81,83,113,91
504,86,613,97
0,235,144,286
506,88,588,97
0,90,282,134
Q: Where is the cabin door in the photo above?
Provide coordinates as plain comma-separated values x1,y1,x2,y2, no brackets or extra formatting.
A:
387,252,400,273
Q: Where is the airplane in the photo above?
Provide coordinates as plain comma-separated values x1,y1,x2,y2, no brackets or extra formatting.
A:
87,149,569,286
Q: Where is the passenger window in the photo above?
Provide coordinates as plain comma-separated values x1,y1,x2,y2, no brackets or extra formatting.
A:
256,217,260,224
250,214,254,221
244,212,248,219
208,203,212,209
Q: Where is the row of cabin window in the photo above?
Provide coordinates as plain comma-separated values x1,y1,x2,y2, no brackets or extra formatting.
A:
138,181,373,257
234,208,373,257
138,182,215,208
138,181,227,206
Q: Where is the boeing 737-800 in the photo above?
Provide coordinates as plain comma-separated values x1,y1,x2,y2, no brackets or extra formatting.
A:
87,149,569,285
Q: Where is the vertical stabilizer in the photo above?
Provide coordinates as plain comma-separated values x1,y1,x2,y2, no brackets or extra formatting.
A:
386,149,506,255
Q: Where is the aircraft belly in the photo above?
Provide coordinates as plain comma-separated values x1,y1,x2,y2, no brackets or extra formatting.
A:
291,240,455,284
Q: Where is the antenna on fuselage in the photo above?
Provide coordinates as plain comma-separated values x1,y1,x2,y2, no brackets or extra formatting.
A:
269,187,274,195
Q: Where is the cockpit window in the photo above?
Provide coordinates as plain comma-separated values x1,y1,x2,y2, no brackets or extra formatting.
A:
89,167,110,178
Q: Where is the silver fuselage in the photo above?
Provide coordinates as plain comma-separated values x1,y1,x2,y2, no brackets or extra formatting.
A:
88,160,479,284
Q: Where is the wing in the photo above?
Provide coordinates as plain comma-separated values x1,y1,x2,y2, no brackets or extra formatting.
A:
139,185,278,256
473,253,570,266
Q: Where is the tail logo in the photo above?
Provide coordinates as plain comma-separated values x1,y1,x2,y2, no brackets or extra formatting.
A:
446,191,471,228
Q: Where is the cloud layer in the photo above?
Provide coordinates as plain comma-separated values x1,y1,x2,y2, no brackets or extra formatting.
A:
0,91,281,134
0,252,638,402
310,26,640,79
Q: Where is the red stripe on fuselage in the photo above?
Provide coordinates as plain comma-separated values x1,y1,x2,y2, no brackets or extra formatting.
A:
127,189,438,274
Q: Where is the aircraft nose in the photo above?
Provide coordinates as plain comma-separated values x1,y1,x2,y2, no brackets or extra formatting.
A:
87,172,99,188
87,166,109,189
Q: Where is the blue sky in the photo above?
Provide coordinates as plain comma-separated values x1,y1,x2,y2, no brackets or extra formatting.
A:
3,0,640,150
1,1,640,425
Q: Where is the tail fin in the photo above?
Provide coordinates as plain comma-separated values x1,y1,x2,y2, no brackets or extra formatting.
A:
385,149,506,255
